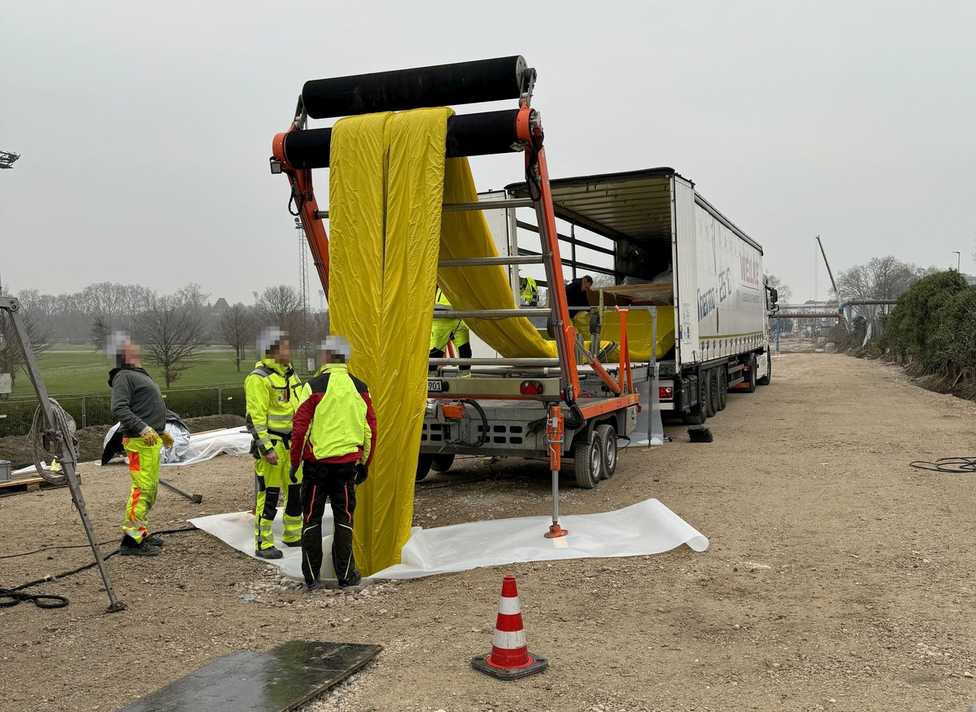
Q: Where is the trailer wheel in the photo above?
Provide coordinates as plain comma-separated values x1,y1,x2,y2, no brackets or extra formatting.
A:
717,368,728,411
573,433,603,489
431,454,455,473
596,423,617,479
416,455,433,481
757,351,772,386
744,354,758,393
709,369,722,415
703,370,716,418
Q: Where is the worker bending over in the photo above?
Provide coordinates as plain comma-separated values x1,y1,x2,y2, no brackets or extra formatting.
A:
290,336,376,590
245,328,303,559
429,287,471,373
108,334,172,557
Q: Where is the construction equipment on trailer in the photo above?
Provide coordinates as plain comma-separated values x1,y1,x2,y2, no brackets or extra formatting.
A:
0,296,125,612
270,56,643,538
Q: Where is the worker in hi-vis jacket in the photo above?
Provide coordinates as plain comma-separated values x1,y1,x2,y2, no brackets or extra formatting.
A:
290,336,376,590
429,287,472,373
245,327,303,559
108,333,173,557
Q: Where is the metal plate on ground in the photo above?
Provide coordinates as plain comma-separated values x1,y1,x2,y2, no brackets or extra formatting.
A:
119,640,382,712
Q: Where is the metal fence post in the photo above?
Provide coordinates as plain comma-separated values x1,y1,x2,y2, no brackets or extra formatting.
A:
217,386,223,415
81,395,87,429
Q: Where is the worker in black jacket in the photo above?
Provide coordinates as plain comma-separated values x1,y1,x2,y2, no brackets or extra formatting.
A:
108,334,171,557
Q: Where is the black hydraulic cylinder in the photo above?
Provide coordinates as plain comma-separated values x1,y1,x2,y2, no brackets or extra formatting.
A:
282,109,523,169
302,56,527,119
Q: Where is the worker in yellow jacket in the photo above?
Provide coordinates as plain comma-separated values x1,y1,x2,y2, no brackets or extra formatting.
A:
429,287,471,373
245,327,303,559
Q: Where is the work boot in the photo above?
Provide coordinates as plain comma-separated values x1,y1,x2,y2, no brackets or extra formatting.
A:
144,534,164,547
254,546,283,560
119,536,161,557
305,580,323,593
338,570,362,589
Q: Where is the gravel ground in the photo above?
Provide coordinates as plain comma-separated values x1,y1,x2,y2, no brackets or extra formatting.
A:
1,353,974,712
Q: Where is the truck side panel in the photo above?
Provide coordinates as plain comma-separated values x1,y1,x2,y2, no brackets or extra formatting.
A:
692,197,766,362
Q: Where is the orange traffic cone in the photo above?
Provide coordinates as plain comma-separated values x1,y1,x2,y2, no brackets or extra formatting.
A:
471,574,548,680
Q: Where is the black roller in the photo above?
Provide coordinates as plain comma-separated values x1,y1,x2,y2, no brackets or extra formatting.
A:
283,109,523,169
302,56,527,119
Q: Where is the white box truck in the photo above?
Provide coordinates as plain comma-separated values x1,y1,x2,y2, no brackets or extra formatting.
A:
503,167,775,423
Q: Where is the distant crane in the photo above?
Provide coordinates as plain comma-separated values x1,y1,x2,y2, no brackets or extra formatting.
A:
0,151,20,169
815,234,839,301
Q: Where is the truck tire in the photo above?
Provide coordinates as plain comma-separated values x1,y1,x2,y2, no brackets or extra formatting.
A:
709,369,721,415
757,351,772,386
416,455,433,481
703,370,716,418
744,354,758,393
718,367,728,411
682,377,707,425
431,454,455,473
596,423,617,479
573,433,603,489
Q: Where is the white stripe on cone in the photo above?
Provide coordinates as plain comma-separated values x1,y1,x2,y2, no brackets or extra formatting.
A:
497,596,521,615
492,629,527,650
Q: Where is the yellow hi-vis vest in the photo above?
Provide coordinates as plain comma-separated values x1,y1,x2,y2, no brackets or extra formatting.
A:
244,358,302,452
307,364,370,462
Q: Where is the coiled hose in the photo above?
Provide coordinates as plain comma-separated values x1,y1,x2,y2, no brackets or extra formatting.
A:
27,398,77,485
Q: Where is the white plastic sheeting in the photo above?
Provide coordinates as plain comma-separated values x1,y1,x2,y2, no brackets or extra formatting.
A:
190,498,708,582
165,427,252,467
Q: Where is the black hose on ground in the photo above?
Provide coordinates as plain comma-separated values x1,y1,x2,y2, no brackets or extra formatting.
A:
909,457,976,474
0,526,200,610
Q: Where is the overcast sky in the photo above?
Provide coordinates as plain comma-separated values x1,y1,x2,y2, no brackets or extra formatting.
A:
2,1,973,304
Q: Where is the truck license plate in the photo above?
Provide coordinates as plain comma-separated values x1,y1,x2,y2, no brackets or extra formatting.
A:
427,379,446,393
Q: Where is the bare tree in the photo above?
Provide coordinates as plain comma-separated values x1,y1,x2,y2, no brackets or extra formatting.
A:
257,285,302,333
837,256,924,302
140,295,205,388
220,303,256,372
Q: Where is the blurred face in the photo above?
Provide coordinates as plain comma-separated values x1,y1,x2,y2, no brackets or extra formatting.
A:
122,342,141,366
272,338,291,364
582,277,593,289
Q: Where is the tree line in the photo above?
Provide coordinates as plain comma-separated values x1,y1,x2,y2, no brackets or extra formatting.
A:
0,281,327,389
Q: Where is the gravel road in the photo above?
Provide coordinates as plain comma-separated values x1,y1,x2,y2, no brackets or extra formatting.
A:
1,353,973,712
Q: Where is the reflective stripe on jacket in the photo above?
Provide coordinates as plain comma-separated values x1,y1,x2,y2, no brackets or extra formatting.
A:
291,364,377,468
244,358,302,454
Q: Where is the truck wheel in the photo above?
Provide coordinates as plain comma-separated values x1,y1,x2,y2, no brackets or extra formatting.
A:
431,454,455,473
709,369,721,415
744,354,758,393
573,433,603,489
596,423,617,479
703,370,716,418
718,368,728,411
757,351,772,386
416,455,433,481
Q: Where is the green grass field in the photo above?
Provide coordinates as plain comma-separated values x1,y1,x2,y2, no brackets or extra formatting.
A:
11,345,249,397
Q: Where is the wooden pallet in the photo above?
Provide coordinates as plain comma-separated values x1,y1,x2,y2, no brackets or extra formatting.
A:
0,474,67,495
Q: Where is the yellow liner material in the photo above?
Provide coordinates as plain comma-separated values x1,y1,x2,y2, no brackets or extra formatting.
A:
328,109,676,573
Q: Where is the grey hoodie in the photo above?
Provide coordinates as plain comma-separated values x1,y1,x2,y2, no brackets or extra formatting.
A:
109,366,167,437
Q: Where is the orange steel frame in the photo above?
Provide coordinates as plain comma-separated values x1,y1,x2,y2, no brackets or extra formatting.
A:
271,86,639,539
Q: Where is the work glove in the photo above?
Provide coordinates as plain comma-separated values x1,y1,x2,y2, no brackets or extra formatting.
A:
264,450,279,466
354,464,368,485
289,465,299,484
160,431,175,448
140,427,160,446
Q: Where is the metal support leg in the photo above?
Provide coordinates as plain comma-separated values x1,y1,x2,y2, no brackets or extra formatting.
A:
544,404,567,539
2,298,125,613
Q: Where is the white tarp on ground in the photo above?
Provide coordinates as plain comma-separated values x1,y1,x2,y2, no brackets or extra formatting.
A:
164,427,252,467
190,498,709,582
